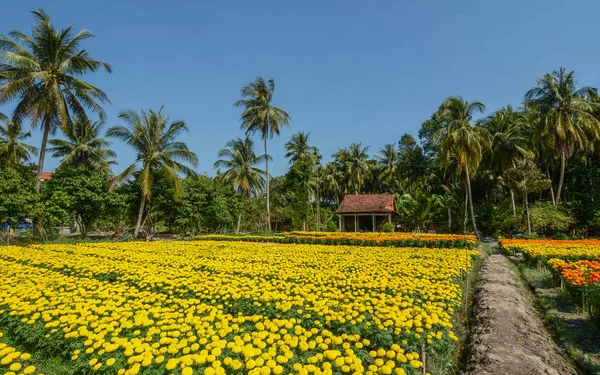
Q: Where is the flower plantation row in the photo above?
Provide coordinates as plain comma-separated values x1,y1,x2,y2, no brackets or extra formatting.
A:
549,258,600,319
196,232,478,249
500,239,600,320
0,241,478,375
499,239,600,263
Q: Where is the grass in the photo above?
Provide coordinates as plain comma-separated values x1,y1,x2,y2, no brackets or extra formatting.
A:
518,263,600,375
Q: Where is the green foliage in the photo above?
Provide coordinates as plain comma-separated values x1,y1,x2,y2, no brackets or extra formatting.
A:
382,222,394,233
0,165,38,225
43,168,127,236
529,202,575,235
173,176,238,234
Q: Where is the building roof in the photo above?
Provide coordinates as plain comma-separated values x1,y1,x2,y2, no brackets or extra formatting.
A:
336,194,397,214
33,170,54,181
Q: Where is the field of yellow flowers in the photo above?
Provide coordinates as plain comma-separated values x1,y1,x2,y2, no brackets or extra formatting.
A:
0,241,478,375
499,238,600,262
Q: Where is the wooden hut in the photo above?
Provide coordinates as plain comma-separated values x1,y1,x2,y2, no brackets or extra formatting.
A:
336,194,397,232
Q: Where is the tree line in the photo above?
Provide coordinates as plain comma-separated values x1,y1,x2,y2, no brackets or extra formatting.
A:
2,10,600,240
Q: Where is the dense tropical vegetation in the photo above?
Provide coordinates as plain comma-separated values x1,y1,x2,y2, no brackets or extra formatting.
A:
2,10,600,240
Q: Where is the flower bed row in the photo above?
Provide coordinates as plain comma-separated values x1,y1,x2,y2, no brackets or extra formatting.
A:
548,258,600,320
499,238,600,263
197,232,477,249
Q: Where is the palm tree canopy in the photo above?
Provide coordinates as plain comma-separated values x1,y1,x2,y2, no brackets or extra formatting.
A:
334,142,371,194
49,119,116,172
234,77,291,139
107,107,198,199
285,131,319,165
376,143,399,168
480,105,532,174
0,9,111,128
0,113,37,165
435,96,489,171
214,136,268,197
524,67,600,155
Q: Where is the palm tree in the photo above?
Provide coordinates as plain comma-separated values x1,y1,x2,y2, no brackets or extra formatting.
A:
334,143,371,194
49,120,116,172
214,136,268,233
436,96,489,239
285,131,319,165
0,112,37,166
0,10,111,192
320,161,341,205
235,77,291,231
107,107,198,239
480,106,532,216
376,143,399,192
524,67,600,206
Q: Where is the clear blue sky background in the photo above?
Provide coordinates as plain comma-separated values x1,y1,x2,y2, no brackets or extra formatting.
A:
2,0,599,176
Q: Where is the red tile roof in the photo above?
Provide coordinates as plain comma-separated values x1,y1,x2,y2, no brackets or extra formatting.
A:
33,170,54,181
336,194,397,214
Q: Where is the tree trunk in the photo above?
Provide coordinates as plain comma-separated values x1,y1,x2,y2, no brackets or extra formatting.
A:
36,117,51,193
463,186,468,234
510,189,516,217
525,190,532,235
236,213,242,234
264,136,271,231
316,186,320,231
464,164,481,240
447,205,452,230
547,168,556,205
134,195,146,239
555,148,566,206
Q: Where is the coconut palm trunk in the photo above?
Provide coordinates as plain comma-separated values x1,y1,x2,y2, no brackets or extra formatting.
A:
264,136,271,231
510,189,516,217
236,214,242,234
464,164,480,239
546,168,556,205
134,196,146,239
555,148,566,206
524,190,532,235
36,117,51,193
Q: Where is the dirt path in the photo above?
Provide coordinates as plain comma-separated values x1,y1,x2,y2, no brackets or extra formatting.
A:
467,254,576,375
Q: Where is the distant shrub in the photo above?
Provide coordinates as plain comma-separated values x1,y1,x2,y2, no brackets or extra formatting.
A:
382,223,394,233
554,232,569,240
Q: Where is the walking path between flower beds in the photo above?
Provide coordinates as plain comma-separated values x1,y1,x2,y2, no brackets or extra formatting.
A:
467,253,576,375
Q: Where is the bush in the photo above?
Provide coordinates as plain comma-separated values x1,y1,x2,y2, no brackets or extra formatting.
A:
382,222,394,233
529,202,575,235
553,232,569,240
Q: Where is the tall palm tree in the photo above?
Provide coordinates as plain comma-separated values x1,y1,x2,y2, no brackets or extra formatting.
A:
214,136,268,233
285,131,319,165
480,105,532,216
334,143,371,194
107,107,198,239
320,161,341,205
0,10,111,192
435,96,489,239
376,143,400,192
0,112,37,165
524,67,600,205
49,120,116,172
235,77,290,231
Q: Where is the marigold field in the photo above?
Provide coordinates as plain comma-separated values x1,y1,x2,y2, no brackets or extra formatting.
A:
0,241,478,375
499,238,600,262
197,232,477,249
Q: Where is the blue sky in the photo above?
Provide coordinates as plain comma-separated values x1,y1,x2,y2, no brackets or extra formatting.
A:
2,0,599,176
